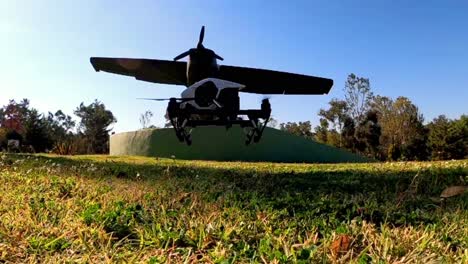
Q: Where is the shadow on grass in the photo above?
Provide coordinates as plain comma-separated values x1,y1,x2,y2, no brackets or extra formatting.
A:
14,154,468,227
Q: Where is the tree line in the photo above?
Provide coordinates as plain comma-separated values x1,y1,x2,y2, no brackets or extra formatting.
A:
0,99,116,154
277,73,467,161
2,73,466,160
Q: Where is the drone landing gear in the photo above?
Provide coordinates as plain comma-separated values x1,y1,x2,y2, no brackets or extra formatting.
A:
242,98,271,145
242,117,270,145
167,98,271,146
169,118,193,146
167,98,193,145
176,127,192,146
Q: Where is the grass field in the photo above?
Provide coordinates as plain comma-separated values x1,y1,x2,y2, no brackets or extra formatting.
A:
0,154,467,263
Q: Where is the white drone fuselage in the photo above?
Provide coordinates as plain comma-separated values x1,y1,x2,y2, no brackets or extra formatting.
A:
164,78,244,120
180,78,245,110
163,77,271,145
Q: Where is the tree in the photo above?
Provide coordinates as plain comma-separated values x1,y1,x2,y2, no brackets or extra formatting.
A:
53,110,75,133
327,130,341,147
344,73,374,123
279,121,314,139
314,118,329,143
427,115,468,160
355,110,381,158
427,115,451,160
319,99,349,132
451,115,468,159
401,121,429,161
0,127,8,150
24,109,51,152
46,110,76,142
139,110,153,129
372,96,427,160
74,100,116,154
319,99,349,147
341,116,356,151
0,108,4,127
0,99,30,134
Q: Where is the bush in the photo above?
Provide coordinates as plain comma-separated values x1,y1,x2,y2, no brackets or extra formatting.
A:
52,137,87,155
0,128,7,150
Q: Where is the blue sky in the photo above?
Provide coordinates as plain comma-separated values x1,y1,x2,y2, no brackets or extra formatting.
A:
1,1,467,132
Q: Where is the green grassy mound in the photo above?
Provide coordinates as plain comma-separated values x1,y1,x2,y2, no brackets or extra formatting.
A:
0,154,466,262
110,127,369,163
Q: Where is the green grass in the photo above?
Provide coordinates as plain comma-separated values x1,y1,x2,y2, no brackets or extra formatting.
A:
0,154,467,263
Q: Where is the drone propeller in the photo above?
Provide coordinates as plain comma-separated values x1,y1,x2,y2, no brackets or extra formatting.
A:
213,52,224,61
198,25,205,48
173,26,223,61
173,50,191,61
137,97,195,102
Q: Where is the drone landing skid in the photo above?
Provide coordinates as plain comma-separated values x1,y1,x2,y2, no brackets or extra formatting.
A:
168,101,271,146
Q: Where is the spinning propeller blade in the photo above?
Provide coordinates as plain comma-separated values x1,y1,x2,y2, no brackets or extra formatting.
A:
137,97,195,102
173,26,223,61
198,26,205,48
214,53,224,61
173,50,191,61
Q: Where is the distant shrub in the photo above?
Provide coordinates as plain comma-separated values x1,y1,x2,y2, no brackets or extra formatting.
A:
0,127,7,150
53,141,76,155
52,137,87,155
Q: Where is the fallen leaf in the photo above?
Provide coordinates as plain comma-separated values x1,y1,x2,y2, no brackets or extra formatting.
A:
440,186,467,198
330,234,351,257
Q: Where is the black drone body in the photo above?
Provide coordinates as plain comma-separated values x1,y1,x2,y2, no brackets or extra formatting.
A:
90,26,333,145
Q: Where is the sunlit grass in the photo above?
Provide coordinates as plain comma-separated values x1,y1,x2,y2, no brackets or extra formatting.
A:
0,154,467,263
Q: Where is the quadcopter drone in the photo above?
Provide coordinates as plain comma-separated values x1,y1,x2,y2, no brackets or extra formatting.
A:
90,26,333,145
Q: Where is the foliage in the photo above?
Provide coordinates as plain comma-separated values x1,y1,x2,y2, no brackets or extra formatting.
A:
319,99,349,134
23,109,52,152
318,99,349,148
372,96,427,160
1,88,466,161
46,110,75,141
312,74,466,161
279,121,314,139
314,118,329,143
0,127,8,150
355,110,381,158
0,98,118,155
52,137,87,155
343,73,374,123
0,99,78,153
428,115,468,160
139,110,153,129
74,100,116,154
0,154,466,262
341,116,356,150
5,129,23,141
0,99,30,134
400,122,429,161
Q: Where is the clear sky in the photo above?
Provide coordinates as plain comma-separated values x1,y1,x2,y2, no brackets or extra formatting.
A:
1,1,467,132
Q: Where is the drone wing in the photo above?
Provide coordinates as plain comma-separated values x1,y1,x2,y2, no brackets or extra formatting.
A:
218,65,333,95
90,57,187,85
